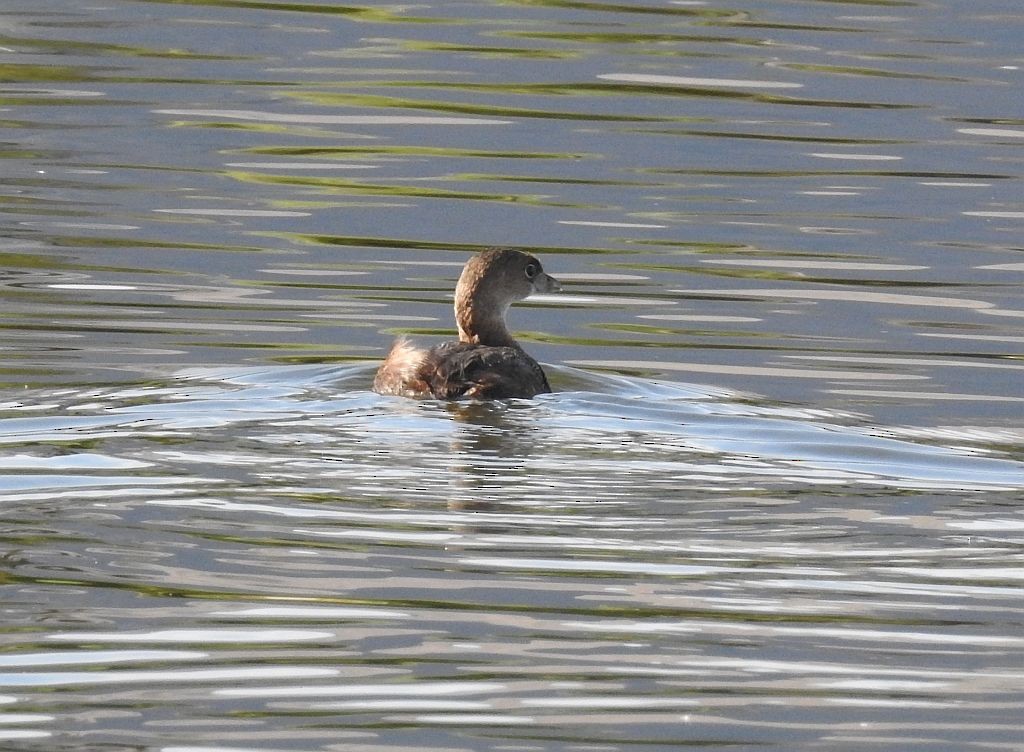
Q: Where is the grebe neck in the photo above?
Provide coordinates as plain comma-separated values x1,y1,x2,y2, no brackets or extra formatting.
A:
455,285,518,348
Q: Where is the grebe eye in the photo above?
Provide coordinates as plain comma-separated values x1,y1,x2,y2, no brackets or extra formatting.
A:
524,262,539,279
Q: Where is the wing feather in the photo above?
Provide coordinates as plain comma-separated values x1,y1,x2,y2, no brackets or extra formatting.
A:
422,342,550,399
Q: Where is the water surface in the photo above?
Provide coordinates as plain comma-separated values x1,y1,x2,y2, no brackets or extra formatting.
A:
1,1,1023,750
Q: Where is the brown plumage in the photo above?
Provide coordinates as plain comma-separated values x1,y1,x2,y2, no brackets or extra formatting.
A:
373,248,560,400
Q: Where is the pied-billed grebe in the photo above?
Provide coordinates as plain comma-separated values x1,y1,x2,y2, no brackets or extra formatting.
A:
373,248,561,399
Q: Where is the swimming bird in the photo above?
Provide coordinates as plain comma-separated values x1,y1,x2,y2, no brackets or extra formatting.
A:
373,248,560,399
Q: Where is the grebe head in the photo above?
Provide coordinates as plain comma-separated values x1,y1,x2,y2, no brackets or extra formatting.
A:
458,248,560,302
455,248,560,346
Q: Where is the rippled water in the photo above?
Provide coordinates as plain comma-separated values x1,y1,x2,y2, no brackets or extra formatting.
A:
2,1,1023,750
